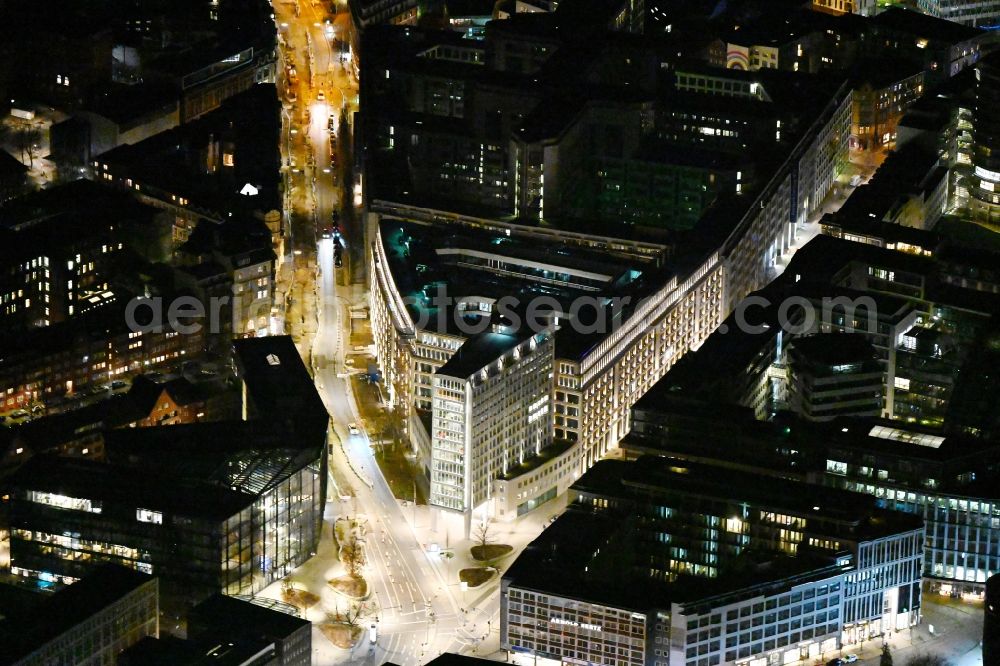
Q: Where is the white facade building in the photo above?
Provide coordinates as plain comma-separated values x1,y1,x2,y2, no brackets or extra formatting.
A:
431,324,555,532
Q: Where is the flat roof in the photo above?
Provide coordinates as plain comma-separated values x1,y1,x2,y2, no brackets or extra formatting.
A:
99,85,281,217
0,565,154,664
10,454,255,520
437,329,530,379
871,6,986,44
504,499,852,613
191,594,309,639
233,336,329,438
788,333,877,367
499,438,575,480
378,219,666,348
576,458,922,541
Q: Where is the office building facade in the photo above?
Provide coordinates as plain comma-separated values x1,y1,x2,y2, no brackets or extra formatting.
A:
969,51,1000,223
501,458,924,666
0,566,158,666
917,0,1000,28
431,325,554,530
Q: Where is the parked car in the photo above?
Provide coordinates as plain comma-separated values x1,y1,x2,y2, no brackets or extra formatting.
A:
10,410,29,420
316,90,326,101
843,656,859,663
111,380,127,390
826,659,843,666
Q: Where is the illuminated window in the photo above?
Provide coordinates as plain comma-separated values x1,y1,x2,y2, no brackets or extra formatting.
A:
27,491,102,513
223,153,234,167
136,508,163,524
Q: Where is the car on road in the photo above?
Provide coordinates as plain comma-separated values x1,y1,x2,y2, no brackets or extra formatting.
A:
316,90,326,101
843,655,858,663
287,89,297,103
348,423,360,435
111,380,127,390
10,410,29,420
826,659,843,666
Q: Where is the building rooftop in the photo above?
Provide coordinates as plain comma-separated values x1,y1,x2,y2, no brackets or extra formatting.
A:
788,333,878,368
505,455,921,612
179,216,276,267
8,453,255,520
118,634,277,666
506,495,851,614
499,438,575,480
378,218,665,346
420,655,501,666
233,335,329,439
190,594,309,640
0,179,159,264
0,565,153,665
579,457,921,541
98,85,281,219
437,328,534,379
87,81,179,127
849,56,925,90
127,375,207,411
828,144,946,229
870,6,986,45
0,151,28,180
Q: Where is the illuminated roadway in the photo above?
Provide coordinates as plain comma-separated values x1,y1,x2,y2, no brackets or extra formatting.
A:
273,1,490,663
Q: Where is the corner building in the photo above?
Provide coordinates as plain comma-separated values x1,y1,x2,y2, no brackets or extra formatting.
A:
501,458,924,666
431,322,554,533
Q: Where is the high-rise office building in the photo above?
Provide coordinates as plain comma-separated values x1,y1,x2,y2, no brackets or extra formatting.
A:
431,321,554,534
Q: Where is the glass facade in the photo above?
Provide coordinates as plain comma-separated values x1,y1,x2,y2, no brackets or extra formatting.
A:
222,462,324,596
830,475,1000,592
8,455,324,599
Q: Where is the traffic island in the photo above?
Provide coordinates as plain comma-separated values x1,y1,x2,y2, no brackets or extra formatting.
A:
319,622,363,650
328,574,368,600
470,543,513,562
459,567,496,588
280,583,320,614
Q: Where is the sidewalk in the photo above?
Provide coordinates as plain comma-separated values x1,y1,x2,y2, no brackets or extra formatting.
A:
834,595,984,666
